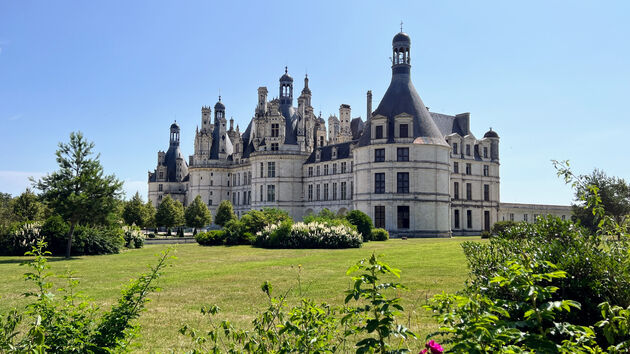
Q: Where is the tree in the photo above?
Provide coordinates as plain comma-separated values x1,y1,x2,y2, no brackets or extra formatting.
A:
215,200,236,227
32,132,122,258
12,189,44,223
571,169,630,232
144,200,156,228
346,210,373,241
185,195,212,232
155,195,184,230
123,192,146,227
0,192,15,228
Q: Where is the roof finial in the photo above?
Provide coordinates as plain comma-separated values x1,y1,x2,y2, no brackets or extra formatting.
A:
489,127,493,131
285,66,288,74
400,20,403,32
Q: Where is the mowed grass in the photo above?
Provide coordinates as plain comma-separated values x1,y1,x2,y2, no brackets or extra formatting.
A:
0,238,480,352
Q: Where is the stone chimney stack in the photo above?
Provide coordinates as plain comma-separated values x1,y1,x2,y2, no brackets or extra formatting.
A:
366,90,372,121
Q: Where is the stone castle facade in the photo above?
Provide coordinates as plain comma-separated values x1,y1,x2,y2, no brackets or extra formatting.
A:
148,31,570,237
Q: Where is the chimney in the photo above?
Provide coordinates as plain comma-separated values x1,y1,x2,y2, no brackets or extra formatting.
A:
366,90,373,121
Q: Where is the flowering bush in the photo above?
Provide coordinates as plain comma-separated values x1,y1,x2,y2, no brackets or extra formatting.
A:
255,221,362,249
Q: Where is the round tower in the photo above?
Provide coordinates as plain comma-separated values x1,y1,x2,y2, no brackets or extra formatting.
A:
170,121,180,147
214,96,226,122
279,67,293,106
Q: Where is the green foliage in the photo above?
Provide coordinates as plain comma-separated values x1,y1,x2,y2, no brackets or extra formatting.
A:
596,302,630,351
124,226,145,249
0,241,172,353
223,219,255,245
0,192,15,229
31,132,123,258
0,222,40,256
180,254,416,353
40,215,69,255
123,191,152,227
71,225,125,255
255,220,362,249
371,228,389,241
240,207,292,235
214,200,236,227
184,195,212,231
144,201,156,228
12,189,44,223
480,230,491,239
155,195,185,228
490,220,519,236
195,230,226,246
346,209,373,242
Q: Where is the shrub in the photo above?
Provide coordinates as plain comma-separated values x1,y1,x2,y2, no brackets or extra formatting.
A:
223,219,254,245
124,227,145,249
195,230,225,246
214,200,236,227
490,220,518,236
480,230,491,239
240,208,291,235
148,233,156,239
71,226,125,255
345,210,373,242
371,228,389,241
0,222,40,256
255,220,361,249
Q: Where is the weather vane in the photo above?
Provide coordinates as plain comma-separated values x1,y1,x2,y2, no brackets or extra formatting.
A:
400,20,403,32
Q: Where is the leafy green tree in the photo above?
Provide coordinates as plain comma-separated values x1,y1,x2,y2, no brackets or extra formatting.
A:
185,195,212,232
123,192,146,227
144,200,156,228
12,189,43,222
214,200,236,227
155,195,184,230
346,209,373,241
32,132,123,258
571,169,630,232
0,192,14,228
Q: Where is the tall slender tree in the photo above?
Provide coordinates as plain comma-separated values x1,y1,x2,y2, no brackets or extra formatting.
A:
185,195,212,233
32,132,122,258
123,192,146,227
155,195,185,230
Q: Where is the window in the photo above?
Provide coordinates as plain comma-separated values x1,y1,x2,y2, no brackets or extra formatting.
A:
524,214,528,222
510,213,514,222
208,199,212,206
466,183,472,200
316,166,320,176
308,167,313,177
454,162,459,174
454,182,459,200
243,192,246,205
267,185,275,202
316,184,320,201
260,162,264,178
332,183,337,200
341,182,347,200
484,184,490,201
562,215,566,221
467,210,472,228
466,144,471,156
397,147,409,162
454,210,460,228
271,143,279,151
271,123,279,137
375,125,383,139
324,165,329,175
158,184,163,192
341,162,347,173
350,161,353,172
397,172,409,193
483,165,489,177
483,147,488,158
238,174,241,186
453,143,458,154
350,181,353,199
260,185,263,201
397,206,410,229
324,183,329,201
159,171,164,179
158,195,162,201
375,173,385,194
466,163,471,175
319,136,324,147
267,162,275,177
332,163,337,174
308,184,313,201
399,124,408,138
248,191,251,204
374,148,385,162
374,206,385,228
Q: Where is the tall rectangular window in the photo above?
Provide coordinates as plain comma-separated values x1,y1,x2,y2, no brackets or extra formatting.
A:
524,214,528,222
375,125,383,139
453,143,458,154
267,162,275,177
397,172,409,193
267,185,275,202
483,165,489,176
271,123,279,137
454,209,460,229
454,162,459,174
324,183,329,201
332,183,337,200
248,191,251,204
467,210,472,228
350,181,353,199
399,124,408,138
510,213,514,221
454,182,459,199
374,148,385,162
483,147,488,158
316,166,320,176
308,167,313,177
260,162,264,178
332,163,337,174
324,165,329,175
374,206,386,228
397,147,409,161
260,185,263,201
466,144,471,156
341,182,347,200
466,163,471,175
397,206,410,229
341,162,347,173
316,184,320,201
158,184,163,192
466,183,472,200
308,184,313,201
374,173,385,194
484,184,490,201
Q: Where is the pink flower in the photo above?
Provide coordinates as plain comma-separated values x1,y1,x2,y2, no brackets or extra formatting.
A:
420,350,428,354
425,340,444,354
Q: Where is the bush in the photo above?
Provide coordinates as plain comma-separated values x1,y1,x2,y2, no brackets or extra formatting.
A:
148,233,156,239
71,226,125,255
223,219,255,245
124,227,145,249
195,230,225,246
240,208,291,235
0,222,40,256
371,228,389,241
480,230,491,239
490,220,519,236
255,220,361,249
345,210,373,242
215,200,236,227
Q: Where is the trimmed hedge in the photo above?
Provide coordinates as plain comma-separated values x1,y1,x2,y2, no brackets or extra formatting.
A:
371,228,389,241
195,230,226,246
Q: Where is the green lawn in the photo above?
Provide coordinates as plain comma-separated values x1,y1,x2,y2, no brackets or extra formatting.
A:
0,238,479,352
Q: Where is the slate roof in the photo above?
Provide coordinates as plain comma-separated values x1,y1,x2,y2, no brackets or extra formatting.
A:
305,141,354,164
350,117,364,140
430,112,467,137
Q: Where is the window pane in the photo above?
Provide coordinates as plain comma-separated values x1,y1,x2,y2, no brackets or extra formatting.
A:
397,148,409,162
397,172,409,193
374,206,385,228
375,173,385,194
399,124,408,138
374,148,385,162
397,206,409,229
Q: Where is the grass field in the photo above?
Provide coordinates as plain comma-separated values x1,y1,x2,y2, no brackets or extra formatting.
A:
0,237,480,352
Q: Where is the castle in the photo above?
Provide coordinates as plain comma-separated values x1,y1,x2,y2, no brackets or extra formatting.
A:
148,31,570,237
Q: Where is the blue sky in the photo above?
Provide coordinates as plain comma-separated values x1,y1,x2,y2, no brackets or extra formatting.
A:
1,1,628,204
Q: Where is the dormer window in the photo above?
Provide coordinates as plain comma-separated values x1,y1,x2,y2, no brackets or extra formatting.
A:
271,123,279,137
466,144,471,156
399,124,408,138
453,143,458,155
483,146,488,158
375,125,384,139
332,147,337,158
316,150,321,161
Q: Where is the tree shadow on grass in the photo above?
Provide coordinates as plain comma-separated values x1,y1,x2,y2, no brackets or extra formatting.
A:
0,257,82,265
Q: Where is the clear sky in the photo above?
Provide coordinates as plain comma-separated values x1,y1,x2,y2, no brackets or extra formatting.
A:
1,1,628,204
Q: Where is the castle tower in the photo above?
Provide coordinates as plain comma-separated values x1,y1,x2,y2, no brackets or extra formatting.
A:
215,97,230,159
170,121,180,147
201,106,212,131
279,67,293,106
